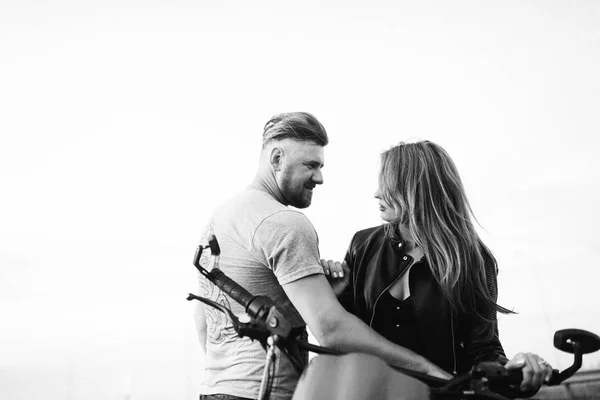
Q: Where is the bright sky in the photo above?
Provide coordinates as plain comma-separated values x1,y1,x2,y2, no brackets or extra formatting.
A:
1,1,599,399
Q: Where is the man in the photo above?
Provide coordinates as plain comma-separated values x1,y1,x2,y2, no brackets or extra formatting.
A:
195,112,450,400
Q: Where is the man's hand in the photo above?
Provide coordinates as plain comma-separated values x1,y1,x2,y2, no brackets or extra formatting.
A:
320,259,350,297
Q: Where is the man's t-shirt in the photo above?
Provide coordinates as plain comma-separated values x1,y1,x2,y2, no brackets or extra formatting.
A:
198,186,324,400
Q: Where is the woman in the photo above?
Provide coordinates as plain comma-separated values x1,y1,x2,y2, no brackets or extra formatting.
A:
322,140,552,397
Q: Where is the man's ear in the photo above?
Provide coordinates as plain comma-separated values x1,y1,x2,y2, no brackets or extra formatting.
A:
270,147,284,171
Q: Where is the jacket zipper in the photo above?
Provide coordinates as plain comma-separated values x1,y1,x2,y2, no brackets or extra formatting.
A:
368,257,412,327
368,276,401,327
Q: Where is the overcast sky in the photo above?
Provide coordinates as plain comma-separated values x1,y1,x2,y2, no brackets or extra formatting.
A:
1,1,599,399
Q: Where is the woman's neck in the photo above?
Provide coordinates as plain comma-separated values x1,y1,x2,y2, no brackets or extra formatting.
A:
397,225,417,249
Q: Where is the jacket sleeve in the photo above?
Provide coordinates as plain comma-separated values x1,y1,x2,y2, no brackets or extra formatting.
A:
463,259,540,399
463,258,508,366
339,232,358,315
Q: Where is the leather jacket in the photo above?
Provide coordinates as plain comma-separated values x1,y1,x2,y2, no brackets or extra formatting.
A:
340,225,509,375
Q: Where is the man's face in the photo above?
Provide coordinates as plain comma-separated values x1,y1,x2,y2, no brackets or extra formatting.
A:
277,142,324,209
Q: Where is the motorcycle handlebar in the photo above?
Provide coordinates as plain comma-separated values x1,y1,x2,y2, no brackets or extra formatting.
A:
208,268,255,307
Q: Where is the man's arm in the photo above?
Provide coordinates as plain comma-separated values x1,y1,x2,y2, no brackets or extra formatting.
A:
282,273,452,379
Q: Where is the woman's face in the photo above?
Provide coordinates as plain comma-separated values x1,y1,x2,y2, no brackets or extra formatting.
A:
374,187,397,222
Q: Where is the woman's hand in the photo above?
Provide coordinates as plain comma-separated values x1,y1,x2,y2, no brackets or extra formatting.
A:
505,352,553,392
320,259,350,297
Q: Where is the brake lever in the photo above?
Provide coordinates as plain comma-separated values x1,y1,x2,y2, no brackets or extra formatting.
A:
187,293,240,324
187,293,271,346
438,371,471,391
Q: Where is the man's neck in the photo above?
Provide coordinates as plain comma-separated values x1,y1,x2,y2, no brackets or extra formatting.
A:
251,176,288,206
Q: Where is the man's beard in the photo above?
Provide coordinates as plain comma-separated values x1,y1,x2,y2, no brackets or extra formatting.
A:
280,176,312,209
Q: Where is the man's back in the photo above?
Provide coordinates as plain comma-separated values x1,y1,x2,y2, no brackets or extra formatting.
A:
198,186,323,400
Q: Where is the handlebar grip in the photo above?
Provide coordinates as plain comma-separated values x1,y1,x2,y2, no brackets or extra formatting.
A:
505,368,524,385
474,362,523,385
503,366,561,386
208,268,256,310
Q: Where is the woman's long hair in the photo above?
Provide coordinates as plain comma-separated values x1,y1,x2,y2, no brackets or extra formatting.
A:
379,141,512,336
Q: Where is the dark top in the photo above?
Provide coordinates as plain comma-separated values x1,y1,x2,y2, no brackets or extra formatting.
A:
371,292,422,355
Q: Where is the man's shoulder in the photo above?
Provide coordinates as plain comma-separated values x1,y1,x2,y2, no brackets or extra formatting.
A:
213,187,314,237
262,208,311,224
234,187,311,225
225,186,282,206
215,186,286,219
255,209,315,240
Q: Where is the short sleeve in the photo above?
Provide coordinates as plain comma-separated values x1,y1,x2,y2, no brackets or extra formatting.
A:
252,210,324,285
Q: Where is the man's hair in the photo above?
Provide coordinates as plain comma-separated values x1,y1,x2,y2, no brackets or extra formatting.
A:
262,112,329,149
